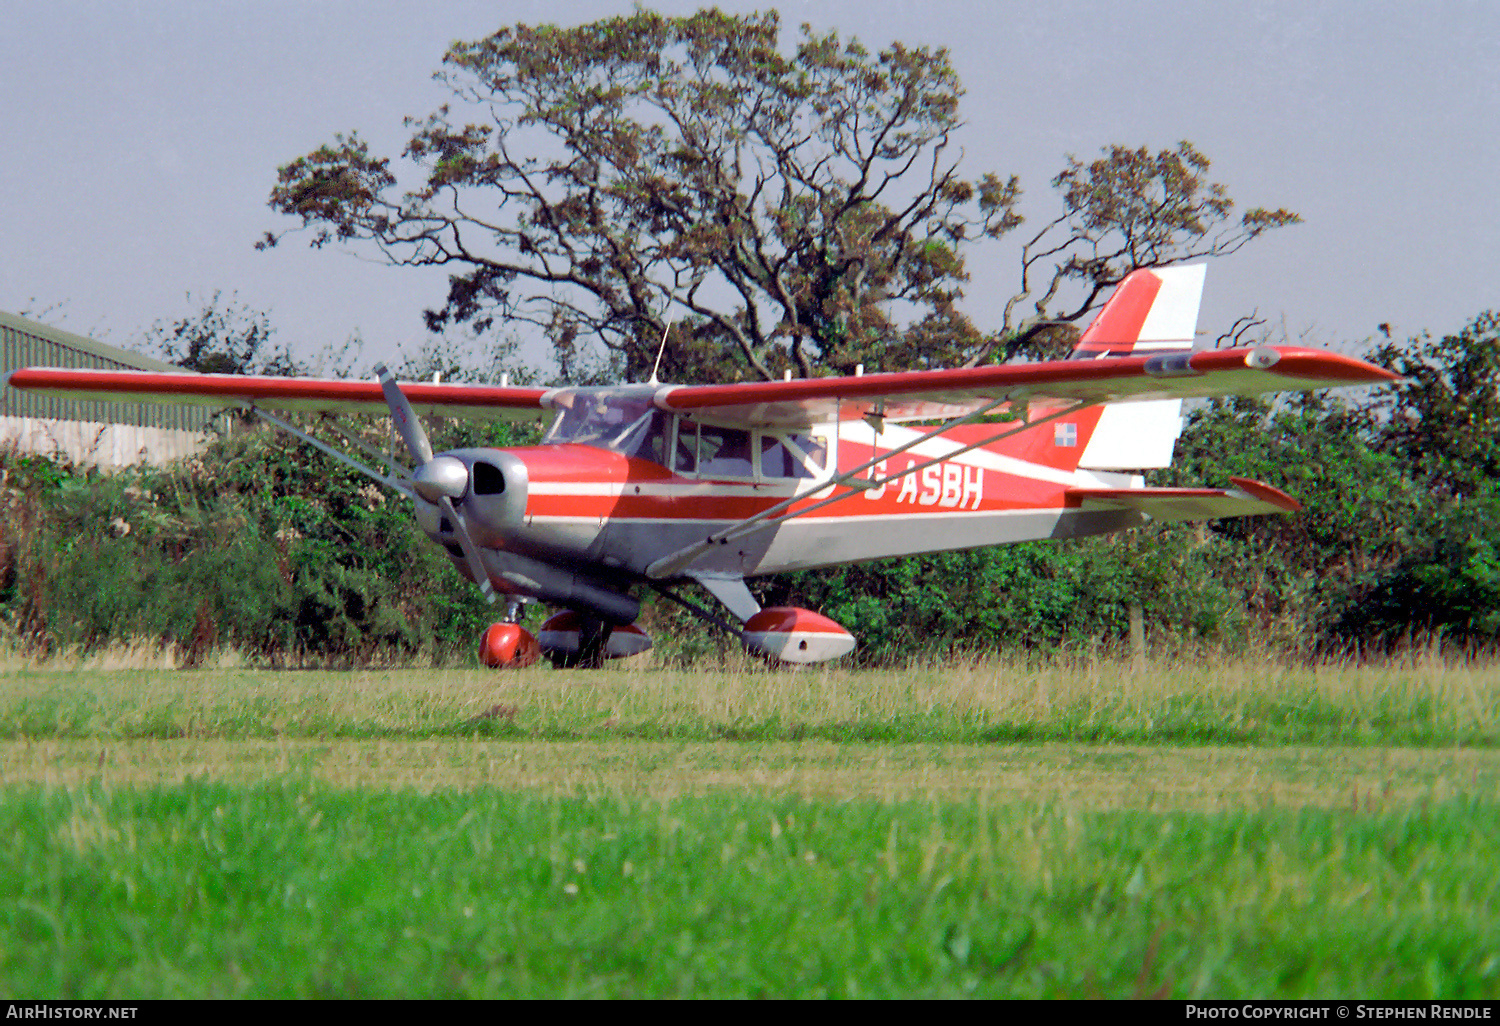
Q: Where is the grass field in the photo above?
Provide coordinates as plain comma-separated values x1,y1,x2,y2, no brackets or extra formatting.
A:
1,656,1497,998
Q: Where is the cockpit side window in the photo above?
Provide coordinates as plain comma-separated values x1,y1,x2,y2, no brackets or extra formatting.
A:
613,410,672,464
696,424,755,478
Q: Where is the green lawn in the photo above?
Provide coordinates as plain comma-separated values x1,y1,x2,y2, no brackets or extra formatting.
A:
0,659,1496,998
4,782,1497,998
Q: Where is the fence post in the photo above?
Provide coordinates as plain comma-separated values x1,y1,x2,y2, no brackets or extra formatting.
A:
1129,603,1146,671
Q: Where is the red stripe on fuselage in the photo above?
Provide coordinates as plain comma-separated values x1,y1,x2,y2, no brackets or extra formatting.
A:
517,441,1075,523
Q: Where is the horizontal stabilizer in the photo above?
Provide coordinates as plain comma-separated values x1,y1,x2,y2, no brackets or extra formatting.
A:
1065,476,1300,523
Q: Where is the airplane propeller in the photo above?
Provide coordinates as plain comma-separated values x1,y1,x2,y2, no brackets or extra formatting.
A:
375,364,496,603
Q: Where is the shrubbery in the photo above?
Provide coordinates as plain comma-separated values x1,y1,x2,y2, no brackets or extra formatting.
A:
1,420,527,666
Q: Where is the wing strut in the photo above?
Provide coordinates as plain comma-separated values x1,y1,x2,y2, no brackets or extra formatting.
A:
647,582,747,641
253,408,415,499
646,398,1096,580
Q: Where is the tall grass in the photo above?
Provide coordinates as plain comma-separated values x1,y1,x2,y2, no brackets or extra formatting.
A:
1,656,1494,748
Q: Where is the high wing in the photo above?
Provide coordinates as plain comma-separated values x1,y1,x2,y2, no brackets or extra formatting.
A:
6,340,1396,436
649,345,1399,429
2,367,550,421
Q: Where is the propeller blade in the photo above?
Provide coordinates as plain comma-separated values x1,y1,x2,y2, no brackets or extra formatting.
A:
440,495,495,604
375,364,433,465
376,368,489,601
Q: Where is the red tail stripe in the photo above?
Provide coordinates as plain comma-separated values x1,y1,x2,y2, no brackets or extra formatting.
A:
1076,269,1161,350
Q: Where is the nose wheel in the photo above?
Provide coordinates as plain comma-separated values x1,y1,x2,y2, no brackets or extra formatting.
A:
477,602,540,669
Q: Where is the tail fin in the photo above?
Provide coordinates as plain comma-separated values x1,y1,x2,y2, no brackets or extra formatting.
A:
1068,264,1205,469
1070,263,1205,359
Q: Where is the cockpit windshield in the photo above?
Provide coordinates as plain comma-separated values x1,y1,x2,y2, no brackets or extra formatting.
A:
543,396,671,463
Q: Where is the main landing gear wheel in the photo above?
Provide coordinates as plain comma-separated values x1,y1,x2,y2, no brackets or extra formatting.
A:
478,601,540,669
547,615,613,669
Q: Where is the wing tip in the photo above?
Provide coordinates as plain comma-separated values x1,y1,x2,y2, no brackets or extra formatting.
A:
1187,346,1401,386
1227,476,1302,513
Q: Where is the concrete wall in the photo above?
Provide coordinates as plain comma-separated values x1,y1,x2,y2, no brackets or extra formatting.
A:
0,415,209,468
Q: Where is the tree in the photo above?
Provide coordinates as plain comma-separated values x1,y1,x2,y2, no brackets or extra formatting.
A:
262,7,1298,381
990,141,1301,364
1369,311,1500,500
137,291,301,376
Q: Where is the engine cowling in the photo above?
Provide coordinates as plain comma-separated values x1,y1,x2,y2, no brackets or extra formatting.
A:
742,607,856,664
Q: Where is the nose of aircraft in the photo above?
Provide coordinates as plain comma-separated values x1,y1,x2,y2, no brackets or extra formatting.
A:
414,455,469,503
415,449,529,552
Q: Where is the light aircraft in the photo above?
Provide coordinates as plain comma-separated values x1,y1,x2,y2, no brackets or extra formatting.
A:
7,265,1398,666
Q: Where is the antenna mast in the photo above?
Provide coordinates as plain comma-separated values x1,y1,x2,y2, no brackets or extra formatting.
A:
648,321,673,386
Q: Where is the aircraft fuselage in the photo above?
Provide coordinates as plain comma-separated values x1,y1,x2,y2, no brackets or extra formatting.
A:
417,398,1147,618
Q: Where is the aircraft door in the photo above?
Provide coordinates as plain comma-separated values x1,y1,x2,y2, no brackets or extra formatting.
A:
696,424,755,479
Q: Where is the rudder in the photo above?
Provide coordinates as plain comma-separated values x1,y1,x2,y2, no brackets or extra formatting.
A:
1070,263,1206,359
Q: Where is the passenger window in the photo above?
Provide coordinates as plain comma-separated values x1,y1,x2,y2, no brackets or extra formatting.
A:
803,435,828,475
759,433,827,479
697,424,754,478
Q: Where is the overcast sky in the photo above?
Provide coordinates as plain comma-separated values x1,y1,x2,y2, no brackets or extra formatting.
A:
3,0,1496,375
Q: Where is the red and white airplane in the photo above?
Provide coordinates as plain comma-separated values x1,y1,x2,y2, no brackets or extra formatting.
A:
7,266,1398,666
